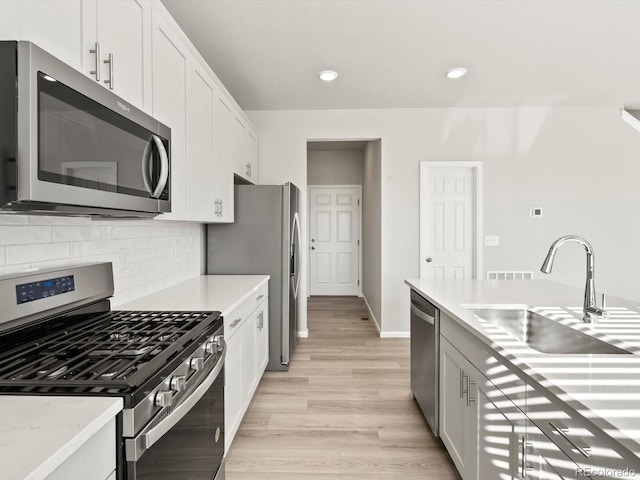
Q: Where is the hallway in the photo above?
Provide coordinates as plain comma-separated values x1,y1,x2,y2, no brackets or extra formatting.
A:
225,296,459,479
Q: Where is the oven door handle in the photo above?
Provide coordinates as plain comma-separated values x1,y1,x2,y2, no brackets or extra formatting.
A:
125,340,226,462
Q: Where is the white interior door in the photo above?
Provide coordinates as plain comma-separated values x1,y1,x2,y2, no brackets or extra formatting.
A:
420,163,481,279
309,186,361,295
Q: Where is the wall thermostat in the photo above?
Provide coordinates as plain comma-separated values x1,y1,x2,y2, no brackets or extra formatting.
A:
530,207,543,218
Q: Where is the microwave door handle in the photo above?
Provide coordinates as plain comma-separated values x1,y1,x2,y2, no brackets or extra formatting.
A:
141,138,154,194
125,339,226,462
151,135,169,199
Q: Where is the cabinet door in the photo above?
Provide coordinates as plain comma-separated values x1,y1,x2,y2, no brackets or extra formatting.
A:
232,115,248,180
152,9,187,220
242,308,258,404
246,129,258,182
185,65,216,221
95,0,151,109
440,337,473,478
224,330,243,454
526,422,583,480
212,92,234,222
256,303,269,375
3,0,85,69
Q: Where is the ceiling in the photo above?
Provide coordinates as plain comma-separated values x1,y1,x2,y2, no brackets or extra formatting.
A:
162,0,640,111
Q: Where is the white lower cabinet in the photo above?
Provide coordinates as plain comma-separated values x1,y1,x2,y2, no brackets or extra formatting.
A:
441,336,584,480
45,419,116,480
224,282,269,453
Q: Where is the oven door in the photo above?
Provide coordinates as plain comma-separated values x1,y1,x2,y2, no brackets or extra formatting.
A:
125,345,225,480
16,41,170,215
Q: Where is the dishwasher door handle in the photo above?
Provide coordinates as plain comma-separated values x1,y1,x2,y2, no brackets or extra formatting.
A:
411,303,435,325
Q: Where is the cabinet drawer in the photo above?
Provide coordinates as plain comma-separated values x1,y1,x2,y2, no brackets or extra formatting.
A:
224,282,268,339
527,384,640,476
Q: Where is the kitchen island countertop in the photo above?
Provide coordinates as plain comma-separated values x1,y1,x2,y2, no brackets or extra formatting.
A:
406,278,640,458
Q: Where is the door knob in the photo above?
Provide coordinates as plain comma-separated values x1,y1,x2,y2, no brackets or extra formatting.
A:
311,246,316,250
311,238,316,242
426,257,432,263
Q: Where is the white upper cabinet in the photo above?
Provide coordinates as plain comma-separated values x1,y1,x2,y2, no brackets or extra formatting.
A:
233,115,259,184
185,65,216,221
89,0,152,109
212,92,235,222
0,1,85,68
151,7,187,220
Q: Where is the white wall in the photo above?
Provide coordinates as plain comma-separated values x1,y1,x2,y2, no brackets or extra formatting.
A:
248,106,640,335
0,215,203,306
307,150,364,185
362,140,382,328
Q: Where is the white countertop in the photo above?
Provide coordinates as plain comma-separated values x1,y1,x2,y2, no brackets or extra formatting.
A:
405,278,640,457
0,396,122,480
119,275,270,315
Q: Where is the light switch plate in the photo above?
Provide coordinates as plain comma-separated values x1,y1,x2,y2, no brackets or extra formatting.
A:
485,235,500,247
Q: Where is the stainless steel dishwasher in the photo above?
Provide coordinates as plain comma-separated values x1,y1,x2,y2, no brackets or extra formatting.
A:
410,290,440,436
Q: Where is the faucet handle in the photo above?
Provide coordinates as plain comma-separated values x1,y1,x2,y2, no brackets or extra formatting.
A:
601,293,607,311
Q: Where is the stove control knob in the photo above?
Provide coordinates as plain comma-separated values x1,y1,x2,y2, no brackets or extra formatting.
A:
170,375,186,392
154,391,173,408
205,342,215,354
190,357,204,371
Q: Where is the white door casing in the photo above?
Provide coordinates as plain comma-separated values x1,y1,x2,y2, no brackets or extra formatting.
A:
309,186,361,295
420,162,483,280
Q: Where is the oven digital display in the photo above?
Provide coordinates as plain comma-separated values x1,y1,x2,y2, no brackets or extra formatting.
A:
16,275,75,304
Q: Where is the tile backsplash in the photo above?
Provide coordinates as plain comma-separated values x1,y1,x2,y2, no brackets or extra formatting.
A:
0,214,203,307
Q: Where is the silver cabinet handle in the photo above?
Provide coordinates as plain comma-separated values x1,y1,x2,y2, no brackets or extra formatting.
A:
459,369,465,398
256,294,264,302
214,199,219,215
467,380,475,407
219,199,223,216
230,318,242,328
519,436,534,478
89,42,101,81
461,370,469,399
549,422,592,458
103,53,114,90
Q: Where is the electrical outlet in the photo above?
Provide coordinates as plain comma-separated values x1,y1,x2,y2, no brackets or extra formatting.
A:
485,235,500,247
119,248,129,271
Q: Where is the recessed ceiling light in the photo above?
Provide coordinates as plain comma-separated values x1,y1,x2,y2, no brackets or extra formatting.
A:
319,70,338,82
446,67,467,79
42,74,57,82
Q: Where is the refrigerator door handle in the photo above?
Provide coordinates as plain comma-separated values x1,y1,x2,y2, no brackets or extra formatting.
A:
291,212,302,299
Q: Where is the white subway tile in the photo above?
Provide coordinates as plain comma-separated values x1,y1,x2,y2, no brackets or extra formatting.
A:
6,243,71,265
52,226,101,242
0,226,52,245
0,246,5,266
0,215,29,225
70,241,117,257
30,216,89,226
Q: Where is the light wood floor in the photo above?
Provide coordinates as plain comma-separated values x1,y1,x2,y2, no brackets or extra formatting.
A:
225,296,460,479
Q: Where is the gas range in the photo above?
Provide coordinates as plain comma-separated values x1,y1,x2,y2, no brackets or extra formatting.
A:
0,263,226,480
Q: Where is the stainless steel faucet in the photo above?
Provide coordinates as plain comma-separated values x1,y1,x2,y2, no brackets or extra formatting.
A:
540,235,606,323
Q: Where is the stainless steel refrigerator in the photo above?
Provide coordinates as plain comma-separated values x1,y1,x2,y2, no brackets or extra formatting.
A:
207,183,301,371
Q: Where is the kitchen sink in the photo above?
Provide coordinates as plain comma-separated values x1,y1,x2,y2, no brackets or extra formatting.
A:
465,306,631,355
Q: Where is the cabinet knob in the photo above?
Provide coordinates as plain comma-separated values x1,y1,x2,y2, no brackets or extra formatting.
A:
426,257,433,263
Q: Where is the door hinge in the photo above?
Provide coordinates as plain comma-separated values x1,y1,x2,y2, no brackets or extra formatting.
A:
357,239,360,246
357,199,360,206
357,280,360,286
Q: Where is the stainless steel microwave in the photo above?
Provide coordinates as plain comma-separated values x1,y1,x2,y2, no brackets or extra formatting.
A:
0,41,171,217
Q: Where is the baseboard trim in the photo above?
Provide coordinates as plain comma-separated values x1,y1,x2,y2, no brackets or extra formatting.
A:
362,295,381,334
297,329,309,338
380,331,410,338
